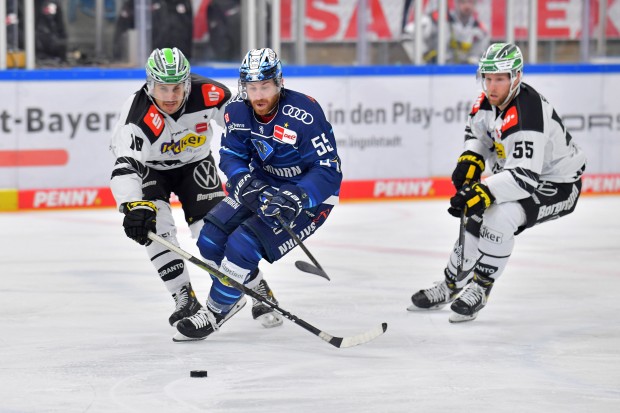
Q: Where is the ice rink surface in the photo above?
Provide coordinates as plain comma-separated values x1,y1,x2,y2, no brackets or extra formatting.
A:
1,196,619,412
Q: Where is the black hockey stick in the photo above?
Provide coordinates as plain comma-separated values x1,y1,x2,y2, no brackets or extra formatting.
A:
147,232,387,348
455,211,466,274
276,214,331,281
454,209,484,282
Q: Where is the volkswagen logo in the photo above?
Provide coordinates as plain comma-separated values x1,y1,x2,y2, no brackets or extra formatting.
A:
193,160,220,190
282,105,314,125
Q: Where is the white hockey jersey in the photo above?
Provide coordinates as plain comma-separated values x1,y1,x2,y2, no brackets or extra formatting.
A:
109,74,232,208
463,83,586,204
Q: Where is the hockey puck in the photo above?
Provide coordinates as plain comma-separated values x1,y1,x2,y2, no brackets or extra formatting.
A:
190,370,208,378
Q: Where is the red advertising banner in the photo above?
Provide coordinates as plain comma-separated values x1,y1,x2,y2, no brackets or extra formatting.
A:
4,174,618,211
207,0,619,42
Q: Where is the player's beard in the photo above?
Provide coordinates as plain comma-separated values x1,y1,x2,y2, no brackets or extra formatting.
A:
251,95,279,116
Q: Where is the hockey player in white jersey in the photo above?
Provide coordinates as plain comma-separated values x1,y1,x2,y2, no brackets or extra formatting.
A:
109,47,282,332
407,43,586,322
173,48,342,341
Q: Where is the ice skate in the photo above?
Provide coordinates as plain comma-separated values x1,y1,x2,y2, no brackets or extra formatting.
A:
251,279,283,328
408,278,461,311
449,274,494,323
168,283,202,327
173,296,247,342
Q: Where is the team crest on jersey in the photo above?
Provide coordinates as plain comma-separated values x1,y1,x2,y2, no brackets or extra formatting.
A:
224,112,230,122
144,105,164,137
273,125,297,145
161,133,206,154
501,106,519,132
195,122,208,133
252,139,274,161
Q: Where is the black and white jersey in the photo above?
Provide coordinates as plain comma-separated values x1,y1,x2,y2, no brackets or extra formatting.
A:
109,74,232,207
463,82,586,203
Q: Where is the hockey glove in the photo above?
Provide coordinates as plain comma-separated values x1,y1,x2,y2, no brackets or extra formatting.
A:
448,182,495,218
227,173,276,212
259,184,307,228
123,201,157,245
451,150,485,190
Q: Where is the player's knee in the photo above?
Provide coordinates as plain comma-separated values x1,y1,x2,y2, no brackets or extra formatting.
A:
482,202,526,240
197,221,227,261
224,229,263,270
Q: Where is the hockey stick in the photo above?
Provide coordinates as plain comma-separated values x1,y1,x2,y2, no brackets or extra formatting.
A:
275,214,331,281
147,232,387,348
454,209,484,282
455,211,466,274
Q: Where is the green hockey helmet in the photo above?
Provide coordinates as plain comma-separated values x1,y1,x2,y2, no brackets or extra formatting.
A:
145,47,191,98
477,43,523,105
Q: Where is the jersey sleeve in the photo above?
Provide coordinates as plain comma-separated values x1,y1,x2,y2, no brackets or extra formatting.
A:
294,99,342,208
463,92,494,160
218,99,253,180
109,93,155,210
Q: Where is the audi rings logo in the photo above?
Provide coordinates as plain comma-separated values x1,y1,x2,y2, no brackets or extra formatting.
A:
282,105,314,125
193,160,220,190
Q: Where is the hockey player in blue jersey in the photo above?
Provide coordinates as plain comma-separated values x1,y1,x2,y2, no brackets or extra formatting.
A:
174,48,342,341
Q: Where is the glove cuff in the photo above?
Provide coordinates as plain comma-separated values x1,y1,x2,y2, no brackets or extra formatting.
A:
123,200,158,214
279,184,310,209
226,172,251,192
458,150,485,172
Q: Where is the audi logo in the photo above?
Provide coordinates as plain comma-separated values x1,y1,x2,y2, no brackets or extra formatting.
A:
282,105,314,125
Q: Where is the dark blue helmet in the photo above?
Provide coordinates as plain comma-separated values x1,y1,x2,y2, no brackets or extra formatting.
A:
239,48,283,85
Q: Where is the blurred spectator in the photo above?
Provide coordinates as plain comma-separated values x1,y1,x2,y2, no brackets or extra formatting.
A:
35,0,68,61
113,0,193,61
403,0,489,64
5,0,68,63
206,0,241,61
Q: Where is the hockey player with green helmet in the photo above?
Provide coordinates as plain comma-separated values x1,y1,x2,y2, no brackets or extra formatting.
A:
408,43,586,322
109,47,283,336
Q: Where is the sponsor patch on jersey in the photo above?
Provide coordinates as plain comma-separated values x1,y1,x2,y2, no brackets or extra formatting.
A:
471,92,486,115
494,142,506,159
251,139,274,161
202,84,226,107
273,125,298,145
160,133,206,154
195,122,208,133
144,105,165,137
501,106,519,132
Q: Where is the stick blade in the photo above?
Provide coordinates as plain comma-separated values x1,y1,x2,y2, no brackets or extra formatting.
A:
295,260,331,281
320,323,388,348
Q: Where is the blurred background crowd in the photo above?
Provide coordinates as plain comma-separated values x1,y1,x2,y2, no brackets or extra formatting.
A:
3,0,620,68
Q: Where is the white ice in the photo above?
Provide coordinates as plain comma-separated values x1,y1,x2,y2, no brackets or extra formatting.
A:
1,197,619,412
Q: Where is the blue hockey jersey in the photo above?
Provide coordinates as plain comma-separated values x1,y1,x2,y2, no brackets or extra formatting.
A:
220,88,342,209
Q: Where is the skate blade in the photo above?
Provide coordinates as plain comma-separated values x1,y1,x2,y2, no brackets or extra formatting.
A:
448,312,478,323
172,332,206,342
256,312,284,328
406,303,449,311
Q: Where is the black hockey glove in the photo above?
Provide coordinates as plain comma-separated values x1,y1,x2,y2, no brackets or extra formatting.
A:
122,201,157,245
448,182,495,218
451,150,485,190
227,173,276,212
259,185,307,228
